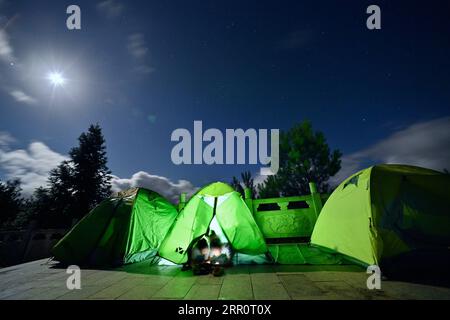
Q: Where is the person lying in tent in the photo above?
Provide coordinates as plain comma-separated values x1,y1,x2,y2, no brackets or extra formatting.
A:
190,237,211,275
183,231,232,276
208,231,232,270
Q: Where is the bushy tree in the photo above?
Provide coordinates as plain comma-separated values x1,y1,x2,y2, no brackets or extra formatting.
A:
24,187,62,228
258,121,341,197
0,179,23,228
257,175,280,199
230,176,244,197
28,162,76,227
241,171,256,197
231,171,257,198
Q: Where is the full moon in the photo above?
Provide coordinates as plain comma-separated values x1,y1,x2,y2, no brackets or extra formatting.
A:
47,72,66,87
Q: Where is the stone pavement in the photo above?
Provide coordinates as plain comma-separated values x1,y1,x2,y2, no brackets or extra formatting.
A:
1,259,449,300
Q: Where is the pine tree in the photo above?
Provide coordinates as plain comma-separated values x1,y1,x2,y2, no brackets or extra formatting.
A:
69,124,112,220
30,124,112,226
47,160,75,224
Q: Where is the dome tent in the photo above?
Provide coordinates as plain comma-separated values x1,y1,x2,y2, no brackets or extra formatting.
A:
311,164,450,266
52,188,178,266
158,182,268,264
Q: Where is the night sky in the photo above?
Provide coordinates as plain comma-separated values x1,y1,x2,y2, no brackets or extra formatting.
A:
0,0,449,199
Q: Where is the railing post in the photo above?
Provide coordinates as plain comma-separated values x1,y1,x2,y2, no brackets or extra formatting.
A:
178,192,187,211
244,187,254,214
309,182,323,218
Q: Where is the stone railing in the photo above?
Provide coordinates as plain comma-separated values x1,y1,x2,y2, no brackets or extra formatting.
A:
247,183,328,242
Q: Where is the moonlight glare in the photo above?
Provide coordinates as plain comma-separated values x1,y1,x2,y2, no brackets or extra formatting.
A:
47,72,66,87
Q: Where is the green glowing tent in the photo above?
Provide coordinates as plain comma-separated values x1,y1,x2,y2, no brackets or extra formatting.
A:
52,188,178,266
159,182,268,264
311,164,450,266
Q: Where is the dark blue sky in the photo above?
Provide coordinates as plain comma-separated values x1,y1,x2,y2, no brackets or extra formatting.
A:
0,0,449,194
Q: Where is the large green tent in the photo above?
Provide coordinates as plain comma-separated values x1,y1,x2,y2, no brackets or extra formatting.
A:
52,188,178,266
159,182,268,264
311,164,450,266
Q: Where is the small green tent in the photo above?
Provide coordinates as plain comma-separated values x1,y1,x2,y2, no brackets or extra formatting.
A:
159,182,268,264
52,188,178,266
311,164,450,266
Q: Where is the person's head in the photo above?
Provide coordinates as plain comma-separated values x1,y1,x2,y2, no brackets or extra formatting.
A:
209,231,222,247
196,238,208,250
210,247,222,258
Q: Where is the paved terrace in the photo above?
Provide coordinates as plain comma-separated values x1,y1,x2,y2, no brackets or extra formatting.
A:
1,259,449,300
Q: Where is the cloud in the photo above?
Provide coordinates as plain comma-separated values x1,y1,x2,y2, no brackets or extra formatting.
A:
128,34,148,58
9,89,37,105
127,33,154,75
0,140,67,196
0,25,38,106
111,171,198,203
330,117,450,185
0,135,197,202
0,131,16,147
0,29,14,63
97,0,124,19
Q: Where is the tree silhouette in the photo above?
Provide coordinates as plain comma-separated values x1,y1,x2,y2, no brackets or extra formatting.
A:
68,124,112,220
31,124,112,227
25,187,65,228
241,171,256,197
231,171,257,198
0,179,23,228
257,175,280,199
230,176,244,197
258,121,341,197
